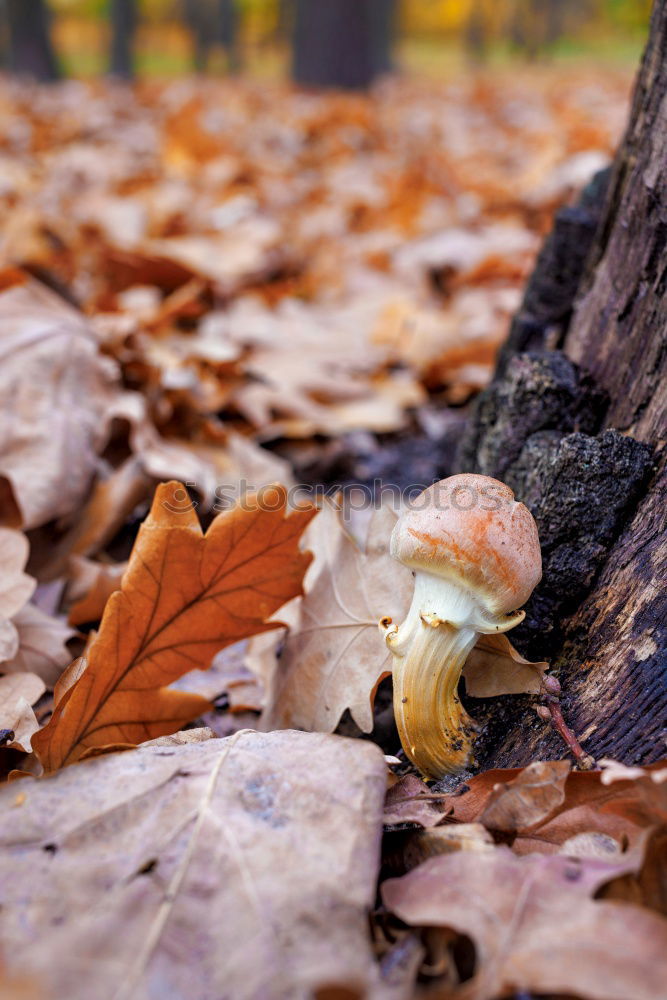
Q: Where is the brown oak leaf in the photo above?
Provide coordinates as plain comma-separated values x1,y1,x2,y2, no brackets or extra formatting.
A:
33,482,315,771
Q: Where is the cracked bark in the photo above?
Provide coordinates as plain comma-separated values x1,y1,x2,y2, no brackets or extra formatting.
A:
456,1,666,768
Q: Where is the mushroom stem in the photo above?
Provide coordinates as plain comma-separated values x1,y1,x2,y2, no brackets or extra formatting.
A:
381,573,528,778
390,619,479,778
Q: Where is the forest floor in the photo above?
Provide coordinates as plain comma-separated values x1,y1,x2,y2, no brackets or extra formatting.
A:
1,65,666,1000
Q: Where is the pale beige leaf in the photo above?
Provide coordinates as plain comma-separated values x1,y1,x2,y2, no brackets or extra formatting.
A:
0,621,19,664
261,502,414,734
140,726,216,748
172,640,262,703
383,849,667,1000
0,529,35,622
0,672,45,751
0,730,386,1000
0,274,120,530
599,758,667,785
0,528,36,665
0,605,75,687
462,632,547,697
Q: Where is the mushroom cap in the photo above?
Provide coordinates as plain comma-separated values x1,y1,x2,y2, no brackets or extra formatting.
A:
391,474,541,617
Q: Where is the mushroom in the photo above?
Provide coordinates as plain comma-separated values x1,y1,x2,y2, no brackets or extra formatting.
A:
380,474,541,779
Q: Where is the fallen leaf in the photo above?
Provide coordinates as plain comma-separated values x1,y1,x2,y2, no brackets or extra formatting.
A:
382,849,667,1000
0,730,387,1000
0,604,75,687
261,502,413,734
0,528,35,663
0,274,120,530
600,826,667,917
259,501,547,735
479,759,571,832
33,481,316,771
462,633,547,697
50,456,152,567
66,557,127,627
440,760,667,855
140,726,216,748
383,774,452,829
0,673,46,752
599,757,667,785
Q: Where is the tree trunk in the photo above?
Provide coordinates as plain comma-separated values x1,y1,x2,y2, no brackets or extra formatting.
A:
0,1,9,71
292,0,393,90
369,0,396,76
6,0,59,81
184,0,205,72
110,0,137,79
454,0,666,771
218,0,241,74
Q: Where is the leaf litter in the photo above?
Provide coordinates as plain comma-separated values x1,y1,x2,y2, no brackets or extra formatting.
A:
1,68,665,1000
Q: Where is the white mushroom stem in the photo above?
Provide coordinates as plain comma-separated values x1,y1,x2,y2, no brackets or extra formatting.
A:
381,572,525,779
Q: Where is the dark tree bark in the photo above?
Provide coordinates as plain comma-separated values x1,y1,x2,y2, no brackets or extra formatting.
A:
454,0,666,771
292,0,393,90
110,0,137,79
6,0,59,81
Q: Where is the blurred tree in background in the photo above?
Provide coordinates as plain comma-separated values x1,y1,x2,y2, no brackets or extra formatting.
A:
291,0,396,89
110,0,137,76
184,0,240,73
0,0,653,82
4,0,60,79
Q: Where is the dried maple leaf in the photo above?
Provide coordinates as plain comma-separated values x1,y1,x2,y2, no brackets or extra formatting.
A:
33,482,315,771
261,502,413,734
382,849,667,1000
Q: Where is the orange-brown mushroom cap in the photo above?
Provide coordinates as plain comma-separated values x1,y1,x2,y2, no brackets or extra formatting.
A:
391,474,541,618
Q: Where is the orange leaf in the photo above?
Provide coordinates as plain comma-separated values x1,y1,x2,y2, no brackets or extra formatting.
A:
33,482,315,771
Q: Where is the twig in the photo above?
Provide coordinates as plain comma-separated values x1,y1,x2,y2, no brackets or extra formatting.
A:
537,675,596,770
